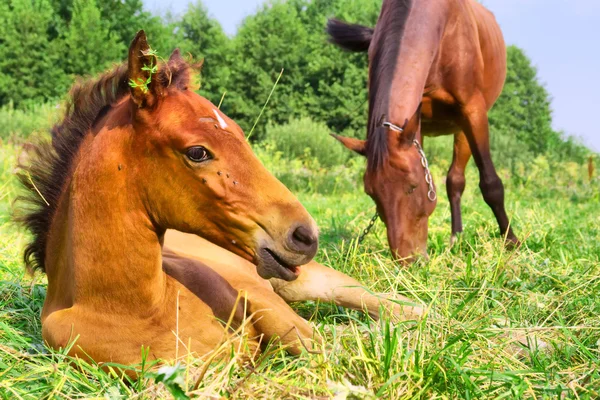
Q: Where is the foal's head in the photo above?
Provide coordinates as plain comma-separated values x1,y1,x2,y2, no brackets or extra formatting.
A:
122,32,318,280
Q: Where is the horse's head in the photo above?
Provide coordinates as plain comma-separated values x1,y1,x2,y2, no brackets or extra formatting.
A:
124,31,317,280
332,108,436,262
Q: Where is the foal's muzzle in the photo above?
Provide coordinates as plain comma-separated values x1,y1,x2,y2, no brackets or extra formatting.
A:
256,223,319,281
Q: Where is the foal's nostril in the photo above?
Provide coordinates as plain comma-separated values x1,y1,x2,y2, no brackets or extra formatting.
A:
289,225,318,255
293,225,315,246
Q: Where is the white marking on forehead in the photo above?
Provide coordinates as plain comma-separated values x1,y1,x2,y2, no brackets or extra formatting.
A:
213,109,228,129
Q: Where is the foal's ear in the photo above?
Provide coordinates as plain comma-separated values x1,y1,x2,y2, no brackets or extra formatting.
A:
167,49,204,91
128,30,162,108
330,133,367,156
168,48,183,63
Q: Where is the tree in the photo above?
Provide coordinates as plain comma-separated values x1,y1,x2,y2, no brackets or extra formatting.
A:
0,0,70,106
97,0,158,46
61,0,125,77
0,0,591,162
49,0,164,47
223,0,381,138
489,47,555,154
178,1,231,104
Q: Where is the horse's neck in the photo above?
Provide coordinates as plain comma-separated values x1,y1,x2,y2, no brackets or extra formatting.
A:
384,0,452,123
44,133,167,317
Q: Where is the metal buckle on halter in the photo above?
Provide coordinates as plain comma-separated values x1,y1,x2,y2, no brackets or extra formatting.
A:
382,121,404,133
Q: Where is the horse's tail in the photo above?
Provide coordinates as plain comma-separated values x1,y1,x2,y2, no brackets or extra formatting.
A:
326,19,373,52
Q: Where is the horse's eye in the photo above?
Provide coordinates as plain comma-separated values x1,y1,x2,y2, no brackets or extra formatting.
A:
186,146,211,163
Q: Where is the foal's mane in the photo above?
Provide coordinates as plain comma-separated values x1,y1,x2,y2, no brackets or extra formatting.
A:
366,0,413,172
16,55,195,273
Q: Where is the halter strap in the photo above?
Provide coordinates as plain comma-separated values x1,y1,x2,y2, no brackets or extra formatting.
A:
381,121,403,133
381,120,437,202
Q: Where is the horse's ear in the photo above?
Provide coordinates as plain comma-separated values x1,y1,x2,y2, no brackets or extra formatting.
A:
400,103,423,145
330,133,367,156
128,30,162,108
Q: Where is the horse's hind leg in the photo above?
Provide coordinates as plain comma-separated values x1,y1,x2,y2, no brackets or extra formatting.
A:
270,261,424,321
446,131,471,243
459,93,519,244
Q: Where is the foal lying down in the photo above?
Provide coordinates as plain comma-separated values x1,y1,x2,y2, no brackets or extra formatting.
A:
16,31,423,370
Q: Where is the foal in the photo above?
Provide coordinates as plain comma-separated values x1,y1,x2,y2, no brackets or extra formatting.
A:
17,31,422,368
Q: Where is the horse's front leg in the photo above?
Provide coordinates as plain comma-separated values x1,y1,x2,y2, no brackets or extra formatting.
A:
459,93,519,244
270,261,424,321
446,131,471,244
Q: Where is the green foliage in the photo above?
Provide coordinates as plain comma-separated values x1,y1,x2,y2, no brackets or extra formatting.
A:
0,0,593,165
264,117,349,167
490,47,555,153
0,0,182,109
61,0,125,77
223,0,380,138
0,0,70,106
96,0,162,47
0,102,59,141
178,1,231,103
128,50,158,94
150,364,190,400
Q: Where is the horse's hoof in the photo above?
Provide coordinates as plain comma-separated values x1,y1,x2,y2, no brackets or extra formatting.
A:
450,233,462,246
504,237,521,249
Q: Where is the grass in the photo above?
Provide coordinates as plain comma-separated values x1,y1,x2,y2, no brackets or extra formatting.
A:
1,140,599,399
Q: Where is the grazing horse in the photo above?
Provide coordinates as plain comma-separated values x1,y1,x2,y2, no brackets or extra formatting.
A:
328,0,519,260
17,31,422,370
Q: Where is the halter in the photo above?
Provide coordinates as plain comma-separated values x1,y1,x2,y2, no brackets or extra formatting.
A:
382,121,404,132
381,121,437,202
354,120,438,245
412,139,437,202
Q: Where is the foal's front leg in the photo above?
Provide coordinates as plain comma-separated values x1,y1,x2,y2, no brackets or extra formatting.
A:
270,261,424,321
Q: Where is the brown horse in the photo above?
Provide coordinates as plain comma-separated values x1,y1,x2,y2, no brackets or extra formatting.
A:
328,0,519,260
17,31,422,370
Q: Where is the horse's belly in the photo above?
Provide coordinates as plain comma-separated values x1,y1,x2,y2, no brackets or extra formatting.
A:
422,118,461,137
421,93,462,137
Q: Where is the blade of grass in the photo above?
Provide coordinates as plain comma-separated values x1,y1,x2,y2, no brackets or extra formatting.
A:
246,68,284,141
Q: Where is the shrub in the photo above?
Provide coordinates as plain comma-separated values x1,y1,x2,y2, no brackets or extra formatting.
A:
254,142,363,195
264,117,350,167
0,101,58,142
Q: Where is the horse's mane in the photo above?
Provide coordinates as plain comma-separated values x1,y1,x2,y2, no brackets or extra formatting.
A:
366,0,413,172
16,55,196,273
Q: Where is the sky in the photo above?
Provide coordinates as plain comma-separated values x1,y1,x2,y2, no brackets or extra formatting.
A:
145,0,600,151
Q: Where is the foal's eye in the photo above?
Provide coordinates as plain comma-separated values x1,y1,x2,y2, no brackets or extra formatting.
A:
407,184,417,194
185,146,211,163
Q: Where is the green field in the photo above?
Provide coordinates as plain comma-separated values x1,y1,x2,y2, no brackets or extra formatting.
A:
1,139,599,399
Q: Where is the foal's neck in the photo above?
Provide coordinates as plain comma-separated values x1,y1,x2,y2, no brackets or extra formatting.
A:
47,130,166,316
